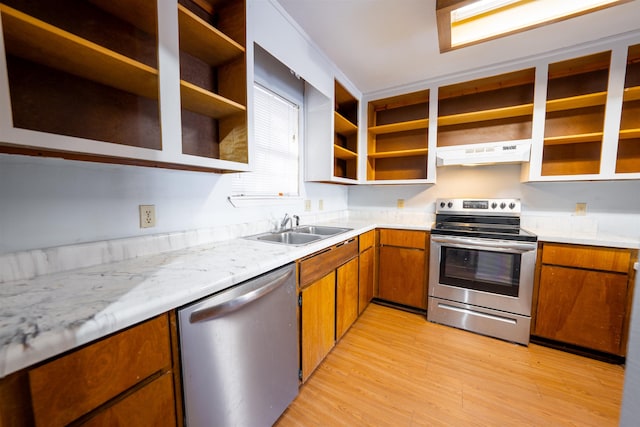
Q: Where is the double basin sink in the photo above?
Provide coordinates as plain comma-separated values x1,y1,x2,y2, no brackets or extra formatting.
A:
245,225,352,246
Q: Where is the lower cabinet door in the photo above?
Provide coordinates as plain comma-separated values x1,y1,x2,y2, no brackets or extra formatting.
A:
336,257,359,340
535,265,628,355
378,246,426,309
358,246,374,314
300,271,336,382
82,372,176,426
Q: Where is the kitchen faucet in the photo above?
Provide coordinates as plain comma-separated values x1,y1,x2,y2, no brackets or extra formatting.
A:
280,213,292,230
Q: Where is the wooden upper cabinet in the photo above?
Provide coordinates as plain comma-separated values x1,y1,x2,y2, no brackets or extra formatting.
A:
0,0,249,172
367,90,430,183
437,68,535,147
541,51,611,177
334,80,359,181
616,43,640,174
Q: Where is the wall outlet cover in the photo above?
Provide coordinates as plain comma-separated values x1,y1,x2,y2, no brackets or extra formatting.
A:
139,205,156,228
575,202,587,216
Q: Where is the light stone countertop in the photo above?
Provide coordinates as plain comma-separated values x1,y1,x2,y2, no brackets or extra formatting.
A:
0,214,638,379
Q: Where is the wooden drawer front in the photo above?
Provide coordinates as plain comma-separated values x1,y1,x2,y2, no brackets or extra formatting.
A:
29,315,171,427
359,230,375,252
379,229,425,249
82,371,176,427
542,243,631,273
535,265,628,355
299,238,358,288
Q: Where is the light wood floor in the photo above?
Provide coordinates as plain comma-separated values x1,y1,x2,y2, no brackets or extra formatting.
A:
276,303,625,427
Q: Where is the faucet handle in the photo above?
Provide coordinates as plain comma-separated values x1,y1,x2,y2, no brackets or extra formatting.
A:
293,215,300,227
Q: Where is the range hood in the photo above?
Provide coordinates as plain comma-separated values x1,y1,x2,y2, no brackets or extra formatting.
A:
436,140,531,166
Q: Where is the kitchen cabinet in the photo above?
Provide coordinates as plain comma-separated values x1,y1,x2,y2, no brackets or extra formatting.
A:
305,79,360,183
336,257,359,340
366,90,431,183
358,230,375,315
0,314,180,427
377,229,428,310
617,42,640,173
533,243,638,356
437,68,535,148
298,237,359,382
540,51,611,176
0,0,249,172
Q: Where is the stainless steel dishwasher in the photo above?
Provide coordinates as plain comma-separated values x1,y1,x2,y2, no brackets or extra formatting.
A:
178,263,298,427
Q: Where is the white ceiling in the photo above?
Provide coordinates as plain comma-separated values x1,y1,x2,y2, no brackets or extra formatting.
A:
275,0,640,95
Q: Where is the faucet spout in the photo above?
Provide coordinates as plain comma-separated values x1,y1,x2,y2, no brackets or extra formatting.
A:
280,213,292,230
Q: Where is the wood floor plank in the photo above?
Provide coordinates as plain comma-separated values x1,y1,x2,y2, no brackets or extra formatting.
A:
276,303,624,427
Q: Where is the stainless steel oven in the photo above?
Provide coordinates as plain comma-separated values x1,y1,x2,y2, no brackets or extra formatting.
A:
427,198,537,345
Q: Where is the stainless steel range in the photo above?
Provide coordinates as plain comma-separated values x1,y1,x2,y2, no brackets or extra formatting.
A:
428,198,537,345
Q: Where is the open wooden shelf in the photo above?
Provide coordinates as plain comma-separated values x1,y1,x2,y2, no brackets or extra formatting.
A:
544,132,603,146
438,104,533,127
541,51,611,177
177,4,244,67
334,144,358,160
89,0,157,36
546,92,607,113
0,4,158,100
180,80,246,118
624,86,640,102
436,68,534,147
334,112,357,135
367,89,429,182
368,118,428,135
619,128,640,140
368,148,428,159
333,80,358,181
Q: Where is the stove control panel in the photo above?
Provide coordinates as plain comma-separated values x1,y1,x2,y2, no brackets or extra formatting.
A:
435,198,521,215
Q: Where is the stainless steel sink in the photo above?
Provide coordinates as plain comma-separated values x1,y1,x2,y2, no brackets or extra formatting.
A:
256,231,322,245
294,225,352,236
245,225,352,246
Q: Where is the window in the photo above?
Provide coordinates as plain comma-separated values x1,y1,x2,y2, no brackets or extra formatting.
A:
231,83,300,198
437,0,630,52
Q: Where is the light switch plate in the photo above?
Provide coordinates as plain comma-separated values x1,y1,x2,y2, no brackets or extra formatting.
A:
575,202,587,216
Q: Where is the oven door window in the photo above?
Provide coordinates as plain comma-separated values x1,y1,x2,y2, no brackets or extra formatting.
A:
439,246,520,297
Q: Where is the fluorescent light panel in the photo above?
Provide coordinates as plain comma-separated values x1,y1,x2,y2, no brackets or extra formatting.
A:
450,0,625,47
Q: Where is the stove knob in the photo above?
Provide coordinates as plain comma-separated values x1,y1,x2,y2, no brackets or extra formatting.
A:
491,202,497,209
509,202,516,209
440,201,446,208
500,202,506,209
447,201,453,208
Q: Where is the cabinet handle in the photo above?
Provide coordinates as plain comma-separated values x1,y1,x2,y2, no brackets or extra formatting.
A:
336,238,356,247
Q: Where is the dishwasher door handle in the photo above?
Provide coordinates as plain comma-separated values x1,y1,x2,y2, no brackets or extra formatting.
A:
189,268,293,323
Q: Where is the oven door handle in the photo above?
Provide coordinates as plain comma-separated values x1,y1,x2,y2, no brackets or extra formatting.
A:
431,235,536,253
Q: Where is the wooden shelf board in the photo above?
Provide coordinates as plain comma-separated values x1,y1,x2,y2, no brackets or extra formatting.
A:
334,112,357,135
180,80,246,118
623,86,640,102
334,144,357,160
368,148,428,159
546,91,607,113
178,4,245,67
437,104,532,127
368,118,428,135
544,132,603,146
0,5,159,100
619,128,640,140
89,0,157,36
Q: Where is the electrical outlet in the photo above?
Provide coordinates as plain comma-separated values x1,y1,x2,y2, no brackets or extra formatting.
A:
304,200,311,212
139,205,156,228
318,199,324,211
397,199,405,209
575,202,587,216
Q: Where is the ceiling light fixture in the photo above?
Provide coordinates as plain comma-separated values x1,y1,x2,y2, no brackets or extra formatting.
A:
437,0,631,52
